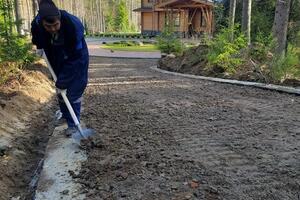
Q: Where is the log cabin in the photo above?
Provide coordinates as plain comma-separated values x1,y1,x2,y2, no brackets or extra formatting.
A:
134,0,214,38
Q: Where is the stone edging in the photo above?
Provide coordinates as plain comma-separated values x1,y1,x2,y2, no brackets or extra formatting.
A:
151,66,300,95
89,55,160,59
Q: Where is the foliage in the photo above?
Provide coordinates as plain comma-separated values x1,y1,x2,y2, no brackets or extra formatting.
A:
92,32,143,38
0,0,34,85
269,45,300,81
213,1,228,32
288,0,300,44
250,0,275,40
250,32,276,62
156,25,183,55
115,0,130,32
0,36,35,64
105,8,115,32
206,26,247,74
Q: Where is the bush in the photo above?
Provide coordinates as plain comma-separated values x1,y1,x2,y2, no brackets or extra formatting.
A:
250,32,276,62
156,26,183,55
0,36,35,64
0,36,35,85
92,32,141,38
269,45,300,82
206,26,247,74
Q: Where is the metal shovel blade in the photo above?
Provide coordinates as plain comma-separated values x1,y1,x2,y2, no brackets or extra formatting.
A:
72,129,95,145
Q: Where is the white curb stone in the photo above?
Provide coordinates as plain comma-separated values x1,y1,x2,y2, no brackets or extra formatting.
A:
35,125,86,200
151,66,300,95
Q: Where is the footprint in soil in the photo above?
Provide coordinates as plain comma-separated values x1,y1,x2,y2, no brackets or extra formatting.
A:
0,144,10,156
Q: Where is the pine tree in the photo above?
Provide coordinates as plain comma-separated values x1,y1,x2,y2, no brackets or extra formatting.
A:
115,0,129,32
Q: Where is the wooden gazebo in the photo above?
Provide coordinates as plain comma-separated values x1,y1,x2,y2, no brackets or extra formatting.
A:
134,0,214,37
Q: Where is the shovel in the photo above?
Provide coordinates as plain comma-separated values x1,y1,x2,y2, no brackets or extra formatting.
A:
42,50,95,145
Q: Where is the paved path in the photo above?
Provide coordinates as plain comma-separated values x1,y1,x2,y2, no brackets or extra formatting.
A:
86,38,161,59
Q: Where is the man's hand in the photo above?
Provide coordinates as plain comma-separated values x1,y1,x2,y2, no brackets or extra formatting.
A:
56,88,67,94
36,49,44,57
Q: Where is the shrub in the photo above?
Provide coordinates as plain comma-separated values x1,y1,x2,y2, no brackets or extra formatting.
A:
0,36,35,85
156,26,183,55
250,32,276,62
206,26,247,74
0,36,35,64
269,45,300,82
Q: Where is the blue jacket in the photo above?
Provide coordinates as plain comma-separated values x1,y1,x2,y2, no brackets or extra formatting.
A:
31,10,89,91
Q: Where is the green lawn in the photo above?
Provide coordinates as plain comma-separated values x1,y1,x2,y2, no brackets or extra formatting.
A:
101,43,159,52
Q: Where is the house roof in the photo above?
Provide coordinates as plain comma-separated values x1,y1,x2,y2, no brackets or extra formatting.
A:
156,0,214,8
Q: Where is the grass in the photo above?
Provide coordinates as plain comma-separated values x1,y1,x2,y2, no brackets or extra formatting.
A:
101,43,159,52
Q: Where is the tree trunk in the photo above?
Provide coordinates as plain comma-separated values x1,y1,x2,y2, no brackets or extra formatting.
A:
273,0,292,54
229,0,236,40
242,0,252,45
32,0,38,16
14,0,22,35
229,0,236,28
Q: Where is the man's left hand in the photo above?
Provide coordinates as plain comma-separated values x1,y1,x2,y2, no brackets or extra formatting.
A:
36,49,44,57
56,88,67,94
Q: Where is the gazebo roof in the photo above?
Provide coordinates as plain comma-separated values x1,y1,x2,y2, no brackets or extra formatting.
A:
156,0,214,8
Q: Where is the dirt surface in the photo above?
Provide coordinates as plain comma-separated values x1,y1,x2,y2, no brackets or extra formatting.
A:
0,63,56,200
75,57,300,199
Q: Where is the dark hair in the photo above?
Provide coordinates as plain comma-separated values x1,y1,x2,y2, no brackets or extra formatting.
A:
43,14,61,24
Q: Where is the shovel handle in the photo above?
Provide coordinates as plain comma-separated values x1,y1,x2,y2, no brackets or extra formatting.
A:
42,50,81,129
42,52,57,82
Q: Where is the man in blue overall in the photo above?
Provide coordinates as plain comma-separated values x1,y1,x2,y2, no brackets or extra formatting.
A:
31,0,89,136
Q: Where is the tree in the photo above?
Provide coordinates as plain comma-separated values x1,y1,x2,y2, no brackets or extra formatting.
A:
229,0,236,40
115,0,129,32
14,0,21,35
242,0,252,45
32,0,38,16
273,0,292,54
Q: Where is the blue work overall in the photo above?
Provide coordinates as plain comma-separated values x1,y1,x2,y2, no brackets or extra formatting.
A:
31,10,89,128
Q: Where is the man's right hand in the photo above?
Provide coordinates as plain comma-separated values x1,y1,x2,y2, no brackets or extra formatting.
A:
36,49,44,57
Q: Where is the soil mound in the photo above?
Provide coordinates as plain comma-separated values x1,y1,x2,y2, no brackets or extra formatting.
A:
158,45,300,87
0,61,55,200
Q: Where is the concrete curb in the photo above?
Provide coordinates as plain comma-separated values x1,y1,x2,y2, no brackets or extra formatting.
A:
34,125,86,200
90,55,160,59
151,66,300,95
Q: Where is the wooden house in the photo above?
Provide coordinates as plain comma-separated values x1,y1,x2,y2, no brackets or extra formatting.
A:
134,0,214,37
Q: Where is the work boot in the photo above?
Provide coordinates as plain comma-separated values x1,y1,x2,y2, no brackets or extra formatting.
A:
54,110,66,126
65,127,77,137
55,117,67,127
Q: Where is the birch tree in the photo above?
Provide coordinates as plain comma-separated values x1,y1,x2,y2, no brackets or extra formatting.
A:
229,0,236,40
242,0,252,45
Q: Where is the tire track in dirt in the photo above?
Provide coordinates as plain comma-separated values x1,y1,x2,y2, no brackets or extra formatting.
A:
78,57,300,200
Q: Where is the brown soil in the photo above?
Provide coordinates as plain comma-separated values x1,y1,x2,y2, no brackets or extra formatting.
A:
75,57,300,199
158,46,300,87
0,62,56,200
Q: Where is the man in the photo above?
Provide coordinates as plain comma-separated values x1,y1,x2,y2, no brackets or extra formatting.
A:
31,0,89,136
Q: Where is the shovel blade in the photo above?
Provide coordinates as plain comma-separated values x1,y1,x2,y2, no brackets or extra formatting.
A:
72,129,95,145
